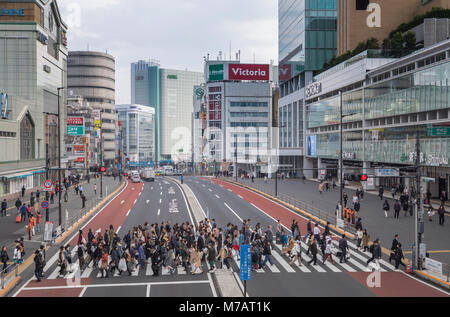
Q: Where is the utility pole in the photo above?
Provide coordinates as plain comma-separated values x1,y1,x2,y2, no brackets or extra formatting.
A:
339,90,343,217
45,143,50,222
415,129,424,271
57,87,64,227
100,112,103,199
234,134,238,182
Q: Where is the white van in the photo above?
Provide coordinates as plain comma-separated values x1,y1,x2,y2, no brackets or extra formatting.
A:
131,174,141,183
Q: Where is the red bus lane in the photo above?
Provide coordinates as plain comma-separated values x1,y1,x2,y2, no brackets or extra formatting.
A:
16,180,143,297
68,180,143,246
210,179,450,297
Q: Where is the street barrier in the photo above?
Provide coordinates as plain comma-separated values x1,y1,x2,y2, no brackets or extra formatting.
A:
0,263,19,289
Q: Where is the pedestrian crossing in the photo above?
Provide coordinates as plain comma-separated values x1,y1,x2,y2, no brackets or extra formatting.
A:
40,240,398,281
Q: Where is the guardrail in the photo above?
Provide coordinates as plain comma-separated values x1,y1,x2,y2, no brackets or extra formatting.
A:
0,263,19,289
223,177,356,236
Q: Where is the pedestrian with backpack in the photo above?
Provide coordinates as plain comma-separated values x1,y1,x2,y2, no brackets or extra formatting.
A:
383,199,390,218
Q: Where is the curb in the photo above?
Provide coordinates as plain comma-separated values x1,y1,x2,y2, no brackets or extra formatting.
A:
415,270,450,290
0,180,126,296
0,276,21,297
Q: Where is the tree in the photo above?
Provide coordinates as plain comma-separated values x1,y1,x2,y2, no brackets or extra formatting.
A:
403,31,417,50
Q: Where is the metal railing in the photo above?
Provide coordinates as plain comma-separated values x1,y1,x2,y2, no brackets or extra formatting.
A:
0,263,19,289
222,176,357,236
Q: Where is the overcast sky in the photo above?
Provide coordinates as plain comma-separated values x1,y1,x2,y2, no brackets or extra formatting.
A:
58,0,278,104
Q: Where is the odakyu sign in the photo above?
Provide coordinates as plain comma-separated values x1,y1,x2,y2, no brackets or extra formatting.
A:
0,92,9,119
0,8,25,17
228,64,270,81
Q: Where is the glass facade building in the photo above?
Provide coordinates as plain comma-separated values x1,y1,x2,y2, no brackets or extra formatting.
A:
116,104,155,164
306,40,450,195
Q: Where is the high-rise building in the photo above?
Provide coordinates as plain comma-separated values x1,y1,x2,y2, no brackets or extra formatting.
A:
0,0,68,196
159,69,203,162
277,0,338,176
131,60,161,160
337,0,450,56
200,61,276,176
116,104,155,166
67,51,117,168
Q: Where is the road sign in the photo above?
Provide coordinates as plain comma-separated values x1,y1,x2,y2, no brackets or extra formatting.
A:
240,245,252,281
41,201,49,209
44,180,52,189
67,125,85,136
44,221,54,241
427,126,450,136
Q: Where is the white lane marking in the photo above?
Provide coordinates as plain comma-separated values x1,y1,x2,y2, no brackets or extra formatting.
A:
331,241,383,272
81,265,93,278
238,195,243,199
134,199,137,204
120,200,125,205
79,287,88,298
207,273,218,297
271,249,296,273
146,200,150,204
265,262,281,273
224,203,243,222
132,266,140,276
47,266,61,279
161,267,170,275
177,266,186,275
116,226,121,234
215,195,220,199
202,184,206,187
158,209,160,216
208,188,212,192
151,187,153,190
160,192,162,196
146,263,153,276
146,284,151,297
43,252,59,272
275,243,325,273
126,209,131,217
233,272,249,297
159,199,162,204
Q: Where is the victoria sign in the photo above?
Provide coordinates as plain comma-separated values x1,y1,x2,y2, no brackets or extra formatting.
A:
228,64,269,81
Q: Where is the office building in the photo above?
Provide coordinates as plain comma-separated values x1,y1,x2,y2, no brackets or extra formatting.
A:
0,0,68,197
277,0,338,175
67,51,117,167
159,68,203,162
337,0,450,55
116,104,155,166
305,39,450,197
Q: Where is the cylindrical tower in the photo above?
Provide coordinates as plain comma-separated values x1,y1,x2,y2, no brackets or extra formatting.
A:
67,51,117,167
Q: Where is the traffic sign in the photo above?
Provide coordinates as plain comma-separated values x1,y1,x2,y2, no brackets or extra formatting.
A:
44,180,53,189
41,201,49,209
427,126,450,136
240,245,252,281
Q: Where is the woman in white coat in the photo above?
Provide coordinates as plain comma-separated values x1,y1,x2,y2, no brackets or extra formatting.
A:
289,239,302,267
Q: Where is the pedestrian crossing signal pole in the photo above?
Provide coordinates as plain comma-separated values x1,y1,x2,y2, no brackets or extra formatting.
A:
415,130,424,271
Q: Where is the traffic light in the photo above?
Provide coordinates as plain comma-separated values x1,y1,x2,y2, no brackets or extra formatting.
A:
361,174,368,181
100,167,106,173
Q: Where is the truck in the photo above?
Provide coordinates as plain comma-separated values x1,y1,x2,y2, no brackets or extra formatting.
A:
163,166,174,176
140,169,155,182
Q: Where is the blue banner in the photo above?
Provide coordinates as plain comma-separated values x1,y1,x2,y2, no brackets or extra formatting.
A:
240,245,252,281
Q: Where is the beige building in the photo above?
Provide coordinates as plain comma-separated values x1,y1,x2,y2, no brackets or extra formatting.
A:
0,0,68,197
337,0,450,55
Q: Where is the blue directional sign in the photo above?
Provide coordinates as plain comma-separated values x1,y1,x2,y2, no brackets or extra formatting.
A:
41,201,49,210
240,245,252,281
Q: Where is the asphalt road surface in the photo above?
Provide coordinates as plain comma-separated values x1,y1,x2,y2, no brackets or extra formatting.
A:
10,177,450,298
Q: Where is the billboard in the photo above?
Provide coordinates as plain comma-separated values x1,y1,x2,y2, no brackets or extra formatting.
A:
307,135,316,157
209,64,224,81
67,117,85,136
228,64,269,81
73,145,85,156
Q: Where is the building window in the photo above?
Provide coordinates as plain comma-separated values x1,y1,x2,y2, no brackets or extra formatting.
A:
20,114,34,160
356,0,370,10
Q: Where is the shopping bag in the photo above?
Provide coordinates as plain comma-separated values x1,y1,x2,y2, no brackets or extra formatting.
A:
16,215,21,223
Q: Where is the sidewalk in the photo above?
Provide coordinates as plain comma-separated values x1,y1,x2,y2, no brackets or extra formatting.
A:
0,176,121,264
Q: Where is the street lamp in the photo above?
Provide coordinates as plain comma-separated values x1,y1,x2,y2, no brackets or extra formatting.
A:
57,87,65,227
339,90,357,218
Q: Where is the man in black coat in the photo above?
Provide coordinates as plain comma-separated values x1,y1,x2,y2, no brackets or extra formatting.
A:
394,201,401,219
389,234,400,263
307,239,318,266
1,199,7,217
34,250,43,282
15,198,22,211
338,234,349,263
394,243,406,270
21,185,26,197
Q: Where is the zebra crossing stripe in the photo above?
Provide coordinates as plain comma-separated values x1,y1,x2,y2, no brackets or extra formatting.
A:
81,265,93,278
177,266,187,275
271,250,296,273
275,243,326,273
146,263,154,276
131,265,140,276
161,267,170,276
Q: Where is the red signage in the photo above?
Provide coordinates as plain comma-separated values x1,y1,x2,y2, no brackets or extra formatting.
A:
75,157,85,163
279,64,292,81
67,117,84,125
228,64,270,81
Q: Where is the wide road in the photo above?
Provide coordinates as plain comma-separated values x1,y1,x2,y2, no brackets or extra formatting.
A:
184,176,449,297
12,178,215,298
10,176,449,297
